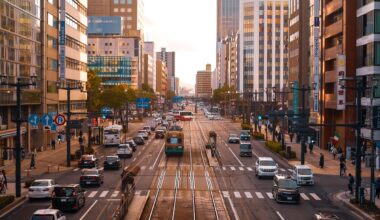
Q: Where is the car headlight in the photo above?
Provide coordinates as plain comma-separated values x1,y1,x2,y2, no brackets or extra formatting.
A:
178,146,183,149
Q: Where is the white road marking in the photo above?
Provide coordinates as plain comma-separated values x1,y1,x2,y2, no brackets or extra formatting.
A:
106,198,121,201
310,193,321,200
99,191,109,198
111,191,119,198
239,167,244,171
251,150,259,158
244,192,253,199
99,156,104,159
222,166,226,171
135,190,141,195
227,194,240,220
234,191,241,198
247,167,253,171
280,168,286,172
73,168,79,172
79,200,98,220
255,192,264,199
141,166,146,170
88,191,97,198
276,211,285,220
142,146,146,150
132,158,136,162
230,167,236,171
222,191,230,198
300,193,310,200
149,143,164,170
287,169,293,172
138,152,141,156
266,192,274,199
226,145,244,166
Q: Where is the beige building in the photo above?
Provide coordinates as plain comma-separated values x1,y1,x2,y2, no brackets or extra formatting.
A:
156,60,167,95
196,64,212,98
175,77,180,95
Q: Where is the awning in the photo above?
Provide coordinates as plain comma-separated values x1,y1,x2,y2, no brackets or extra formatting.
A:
0,127,27,139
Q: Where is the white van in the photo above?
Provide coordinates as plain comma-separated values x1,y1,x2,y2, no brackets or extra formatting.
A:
291,165,314,185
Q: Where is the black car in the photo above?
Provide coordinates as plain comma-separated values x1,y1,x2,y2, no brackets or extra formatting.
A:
272,175,300,204
80,168,104,186
78,155,98,168
52,184,85,211
104,156,121,170
133,136,145,145
155,129,166,139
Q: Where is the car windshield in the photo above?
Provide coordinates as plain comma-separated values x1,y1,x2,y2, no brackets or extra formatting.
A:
106,157,118,162
82,170,98,175
104,129,120,135
31,215,55,220
31,181,49,187
298,168,312,175
54,187,75,197
278,179,298,189
240,144,251,149
260,160,276,166
230,134,238,138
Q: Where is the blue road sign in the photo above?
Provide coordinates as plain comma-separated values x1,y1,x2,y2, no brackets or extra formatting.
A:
50,123,57,132
101,106,112,115
42,114,53,126
136,98,150,109
172,96,183,103
28,114,40,126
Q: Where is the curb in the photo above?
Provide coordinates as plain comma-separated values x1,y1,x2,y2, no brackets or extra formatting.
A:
0,195,27,219
335,192,375,220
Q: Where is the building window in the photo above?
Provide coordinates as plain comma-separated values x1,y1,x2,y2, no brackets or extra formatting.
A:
110,43,112,46
47,58,58,71
48,0,56,6
120,0,126,3
105,43,108,46
114,8,119,12
47,81,58,93
48,13,58,28
121,8,125,12
47,35,58,49
127,0,132,4
127,8,132,12
375,10,380,33
127,16,132,21
114,0,118,4
375,42,380,65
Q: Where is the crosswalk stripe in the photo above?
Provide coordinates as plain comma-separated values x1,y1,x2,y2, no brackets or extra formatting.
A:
244,192,253,199
247,167,253,171
88,191,97,198
99,191,109,198
222,167,226,171
255,192,264,199
266,192,274,199
310,193,321,200
141,166,146,170
300,193,310,200
230,167,236,171
287,169,293,172
239,167,244,171
111,191,119,198
222,191,230,198
279,168,286,172
234,191,241,198
135,190,141,195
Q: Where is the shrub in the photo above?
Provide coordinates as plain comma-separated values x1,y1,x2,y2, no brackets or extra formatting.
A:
253,132,265,140
0,195,15,210
241,123,253,134
24,178,35,188
279,150,297,159
265,141,282,153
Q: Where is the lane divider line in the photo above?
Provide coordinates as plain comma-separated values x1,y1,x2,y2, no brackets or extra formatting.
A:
79,200,98,220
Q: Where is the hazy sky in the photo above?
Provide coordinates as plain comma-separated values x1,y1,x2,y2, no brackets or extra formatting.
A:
144,0,216,89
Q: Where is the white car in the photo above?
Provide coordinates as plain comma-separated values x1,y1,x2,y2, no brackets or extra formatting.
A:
255,157,278,178
291,164,314,185
31,209,66,220
213,114,222,120
137,130,149,140
228,133,240,144
117,144,133,158
28,179,55,199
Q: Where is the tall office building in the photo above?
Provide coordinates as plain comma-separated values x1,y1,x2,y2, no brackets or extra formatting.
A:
156,48,175,92
239,0,289,101
217,0,240,42
196,64,213,98
320,0,356,151
156,60,167,96
143,42,156,91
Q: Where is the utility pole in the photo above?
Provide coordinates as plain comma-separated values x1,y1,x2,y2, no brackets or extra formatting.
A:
57,80,83,167
0,75,37,198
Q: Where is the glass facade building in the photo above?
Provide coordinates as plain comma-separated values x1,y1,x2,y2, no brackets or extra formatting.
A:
217,0,240,41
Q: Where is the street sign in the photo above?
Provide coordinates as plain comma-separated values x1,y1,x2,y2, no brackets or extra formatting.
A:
50,123,57,133
28,114,40,126
101,106,112,115
136,98,150,109
67,120,82,129
54,114,66,126
172,96,183,103
42,114,53,126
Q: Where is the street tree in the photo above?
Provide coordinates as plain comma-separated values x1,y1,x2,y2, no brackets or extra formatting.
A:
86,70,102,112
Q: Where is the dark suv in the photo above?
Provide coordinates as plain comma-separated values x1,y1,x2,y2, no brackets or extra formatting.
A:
78,155,98,168
52,184,85,211
104,155,121,170
272,175,300,204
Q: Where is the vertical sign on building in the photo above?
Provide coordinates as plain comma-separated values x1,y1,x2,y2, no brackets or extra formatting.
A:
336,54,346,110
293,81,299,118
313,0,320,112
59,0,66,79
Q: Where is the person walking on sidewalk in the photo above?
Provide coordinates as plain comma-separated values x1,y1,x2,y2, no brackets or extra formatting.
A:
339,161,346,176
319,153,324,168
348,173,355,194
289,133,294,143
309,142,314,154
51,139,56,150
331,146,337,159
30,152,36,169
376,177,380,199
1,170,7,190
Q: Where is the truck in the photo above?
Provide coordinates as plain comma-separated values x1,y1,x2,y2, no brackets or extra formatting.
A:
240,141,252,157
240,130,251,141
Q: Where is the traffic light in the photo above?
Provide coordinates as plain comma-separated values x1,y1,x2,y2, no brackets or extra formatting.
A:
102,115,106,119
258,115,262,120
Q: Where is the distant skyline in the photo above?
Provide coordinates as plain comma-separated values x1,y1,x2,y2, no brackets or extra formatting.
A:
144,0,216,89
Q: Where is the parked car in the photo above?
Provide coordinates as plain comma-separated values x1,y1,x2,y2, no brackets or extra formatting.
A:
228,133,240,144
158,126,167,132
104,156,121,170
133,136,145,145
137,130,149,140
143,126,152,135
52,184,85,211
155,129,166,139
125,139,137,151
272,174,300,204
28,179,55,200
291,165,314,185
117,144,133,158
31,209,66,220
80,168,104,186
78,155,98,169
255,157,278,178
213,114,222,120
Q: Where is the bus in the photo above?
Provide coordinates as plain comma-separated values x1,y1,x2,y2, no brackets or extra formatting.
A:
174,111,194,121
165,131,184,156
103,124,123,147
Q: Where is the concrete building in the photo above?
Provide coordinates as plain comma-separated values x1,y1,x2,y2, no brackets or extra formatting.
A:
143,42,156,91
196,64,213,98
239,0,289,101
357,0,380,167
217,0,240,42
156,48,175,92
156,60,167,95
175,77,180,95
319,0,357,152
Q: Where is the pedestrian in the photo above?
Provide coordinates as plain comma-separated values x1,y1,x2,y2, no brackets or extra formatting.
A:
1,170,7,190
376,177,380,199
30,152,36,169
337,146,343,159
331,146,337,159
319,153,324,168
57,134,62,144
339,154,346,163
309,142,314,154
348,173,355,194
51,139,56,150
339,161,346,176
289,133,294,143
0,172,5,194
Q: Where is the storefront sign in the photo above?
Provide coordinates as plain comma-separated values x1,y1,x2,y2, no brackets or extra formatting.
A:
336,54,346,110
59,0,66,79
313,0,320,112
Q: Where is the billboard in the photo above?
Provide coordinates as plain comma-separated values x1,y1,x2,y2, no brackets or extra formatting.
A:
88,16,123,35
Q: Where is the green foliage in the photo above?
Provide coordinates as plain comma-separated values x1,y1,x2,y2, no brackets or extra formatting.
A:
279,150,297,159
241,123,253,134
166,90,175,100
253,132,265,140
212,86,239,104
265,141,282,153
98,85,127,110
84,147,94,155
0,195,15,210
86,70,103,112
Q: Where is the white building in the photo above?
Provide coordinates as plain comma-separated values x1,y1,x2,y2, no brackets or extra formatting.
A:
144,42,156,91
239,0,289,101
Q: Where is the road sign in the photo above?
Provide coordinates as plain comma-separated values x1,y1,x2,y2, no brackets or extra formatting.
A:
54,114,66,126
50,123,57,133
172,96,183,103
136,98,150,109
42,114,53,126
28,114,40,126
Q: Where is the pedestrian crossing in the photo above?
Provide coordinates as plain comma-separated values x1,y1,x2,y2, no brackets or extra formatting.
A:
83,189,147,199
218,166,293,173
222,190,322,201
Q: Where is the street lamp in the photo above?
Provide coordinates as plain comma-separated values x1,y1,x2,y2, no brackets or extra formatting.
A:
56,80,84,167
0,74,37,198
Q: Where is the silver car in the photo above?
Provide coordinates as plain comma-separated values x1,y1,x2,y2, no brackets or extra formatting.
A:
28,179,55,200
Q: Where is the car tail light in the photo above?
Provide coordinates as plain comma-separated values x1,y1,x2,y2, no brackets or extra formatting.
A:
72,191,77,196
29,188,34,192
